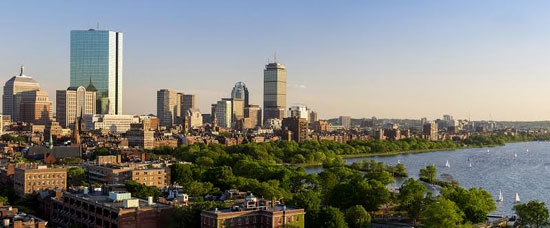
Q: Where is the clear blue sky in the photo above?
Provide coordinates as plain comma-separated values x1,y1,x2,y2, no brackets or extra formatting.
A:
2,0,550,121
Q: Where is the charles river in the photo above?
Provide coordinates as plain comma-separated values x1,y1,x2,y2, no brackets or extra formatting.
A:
304,141,550,216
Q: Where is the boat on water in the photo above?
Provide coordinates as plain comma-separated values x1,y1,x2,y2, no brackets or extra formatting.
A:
514,153,518,158
526,149,529,152
397,160,401,164
497,190,503,202
515,193,520,203
469,162,472,168
445,160,450,168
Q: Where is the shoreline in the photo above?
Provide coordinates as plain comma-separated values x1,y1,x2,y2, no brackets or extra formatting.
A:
294,144,509,168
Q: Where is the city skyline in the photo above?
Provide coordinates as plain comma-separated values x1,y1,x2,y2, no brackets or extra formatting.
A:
2,1,550,121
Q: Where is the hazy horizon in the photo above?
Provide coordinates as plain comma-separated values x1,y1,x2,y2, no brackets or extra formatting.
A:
2,1,550,121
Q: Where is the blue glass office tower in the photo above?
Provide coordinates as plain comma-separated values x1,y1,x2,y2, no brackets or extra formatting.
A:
70,29,123,114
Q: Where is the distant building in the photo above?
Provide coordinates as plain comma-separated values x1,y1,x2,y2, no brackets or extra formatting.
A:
201,194,305,228
339,116,351,129
265,118,282,130
231,81,249,107
70,29,123,114
2,66,41,122
83,163,170,188
288,105,310,122
0,203,47,228
157,89,183,127
182,94,196,113
309,110,318,122
282,117,308,143
225,98,244,125
127,123,154,149
215,99,232,128
263,62,287,123
56,85,96,129
311,120,329,132
185,109,203,130
19,90,52,125
242,105,262,129
423,121,438,141
13,165,66,197
84,114,137,133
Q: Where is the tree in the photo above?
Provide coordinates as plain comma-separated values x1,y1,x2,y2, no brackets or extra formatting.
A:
168,201,219,228
288,190,321,213
311,207,348,228
422,198,464,228
345,205,371,228
419,165,437,183
124,180,161,199
398,178,428,223
441,186,496,223
514,200,550,228
67,167,86,186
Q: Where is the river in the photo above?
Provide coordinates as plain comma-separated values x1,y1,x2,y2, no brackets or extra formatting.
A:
304,141,550,216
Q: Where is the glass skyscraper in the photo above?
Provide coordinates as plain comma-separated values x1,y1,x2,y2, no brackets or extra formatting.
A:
70,29,123,114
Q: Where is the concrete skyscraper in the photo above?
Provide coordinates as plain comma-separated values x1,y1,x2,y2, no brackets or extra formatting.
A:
157,89,182,127
3,66,41,122
263,62,286,124
70,29,123,114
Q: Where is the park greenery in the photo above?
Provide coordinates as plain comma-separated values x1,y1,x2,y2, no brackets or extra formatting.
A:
514,200,550,228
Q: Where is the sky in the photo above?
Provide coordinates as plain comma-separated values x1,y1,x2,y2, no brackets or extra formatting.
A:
1,0,550,121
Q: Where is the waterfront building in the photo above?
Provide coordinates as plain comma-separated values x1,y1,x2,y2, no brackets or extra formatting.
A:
263,62,287,123
56,85,96,129
13,165,66,197
3,66,41,122
19,90,53,125
215,99,232,128
423,121,438,141
70,29,123,114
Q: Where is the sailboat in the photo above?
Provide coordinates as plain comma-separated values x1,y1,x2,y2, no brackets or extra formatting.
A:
445,160,450,168
397,160,401,164
469,162,472,168
497,190,503,202
515,193,521,203
526,149,529,152
514,153,518,158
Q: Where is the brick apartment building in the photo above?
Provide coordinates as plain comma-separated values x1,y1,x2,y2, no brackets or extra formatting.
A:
84,163,170,188
200,195,305,228
41,190,173,228
13,165,66,197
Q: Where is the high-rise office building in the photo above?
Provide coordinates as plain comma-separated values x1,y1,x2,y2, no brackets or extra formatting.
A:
224,98,244,124
263,62,286,123
215,99,232,128
157,89,182,127
3,66,41,122
242,105,262,129
288,105,310,122
19,90,52,125
70,29,123,114
56,86,96,129
231,81,249,107
182,94,196,113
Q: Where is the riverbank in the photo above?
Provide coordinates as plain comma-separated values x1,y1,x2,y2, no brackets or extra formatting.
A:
294,144,507,167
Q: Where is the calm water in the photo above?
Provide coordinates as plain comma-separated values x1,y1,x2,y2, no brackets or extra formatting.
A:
304,141,550,216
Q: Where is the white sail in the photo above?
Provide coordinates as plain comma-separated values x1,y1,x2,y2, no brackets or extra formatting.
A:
526,149,529,152
498,190,503,202
397,160,401,164
445,160,450,168
469,162,472,168
515,193,520,203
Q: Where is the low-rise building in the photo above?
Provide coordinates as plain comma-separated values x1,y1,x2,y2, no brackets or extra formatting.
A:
13,165,66,197
201,194,305,228
41,190,173,228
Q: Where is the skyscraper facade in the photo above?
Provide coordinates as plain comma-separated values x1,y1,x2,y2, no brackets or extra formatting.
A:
19,90,53,125
215,99,232,128
263,62,287,124
182,94,196,113
231,81,249,107
157,89,182,127
56,86,97,129
3,66,41,122
70,29,123,114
